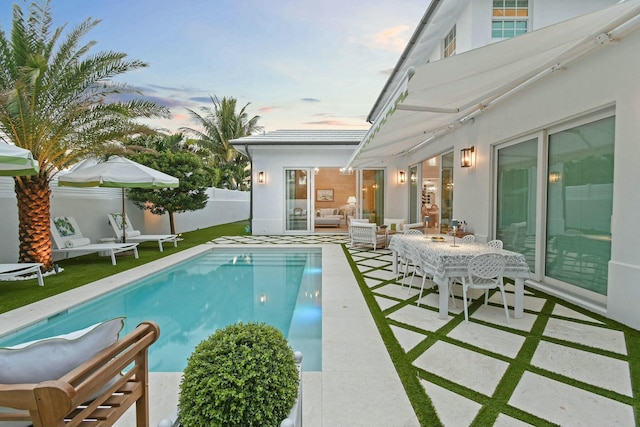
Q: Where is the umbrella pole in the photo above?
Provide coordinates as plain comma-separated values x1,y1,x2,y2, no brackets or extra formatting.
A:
122,188,126,243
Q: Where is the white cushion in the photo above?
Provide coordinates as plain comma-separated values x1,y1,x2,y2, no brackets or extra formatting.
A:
0,317,124,384
125,230,141,238
383,218,406,231
64,237,91,248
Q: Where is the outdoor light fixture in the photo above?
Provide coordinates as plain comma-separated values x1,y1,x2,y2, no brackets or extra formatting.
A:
398,170,406,184
460,146,475,168
549,172,561,183
257,171,265,184
410,172,417,183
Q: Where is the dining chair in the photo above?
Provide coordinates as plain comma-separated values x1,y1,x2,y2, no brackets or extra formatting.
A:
487,239,503,249
413,249,435,306
461,253,509,323
399,229,423,288
461,234,475,243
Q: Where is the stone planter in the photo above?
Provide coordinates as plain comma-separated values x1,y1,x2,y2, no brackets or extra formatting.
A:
158,352,303,427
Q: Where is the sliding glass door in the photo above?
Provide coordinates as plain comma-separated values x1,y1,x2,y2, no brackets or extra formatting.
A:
361,169,384,225
285,169,310,232
545,116,614,296
495,113,614,299
440,152,454,233
496,139,537,270
409,165,419,223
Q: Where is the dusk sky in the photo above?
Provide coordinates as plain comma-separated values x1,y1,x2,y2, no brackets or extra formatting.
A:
0,0,429,134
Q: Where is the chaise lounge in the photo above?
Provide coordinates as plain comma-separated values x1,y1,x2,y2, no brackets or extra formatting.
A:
51,216,139,265
0,263,44,287
108,213,178,252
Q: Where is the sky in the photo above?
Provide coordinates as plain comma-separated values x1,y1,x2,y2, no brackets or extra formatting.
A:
0,0,430,134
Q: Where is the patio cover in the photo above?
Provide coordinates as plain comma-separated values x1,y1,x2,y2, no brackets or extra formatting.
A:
347,0,640,168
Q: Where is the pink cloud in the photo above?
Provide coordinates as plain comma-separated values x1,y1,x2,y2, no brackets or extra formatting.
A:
259,106,280,113
350,25,410,52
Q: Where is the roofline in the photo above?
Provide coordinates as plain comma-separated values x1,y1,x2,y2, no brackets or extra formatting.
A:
229,140,361,146
366,0,442,123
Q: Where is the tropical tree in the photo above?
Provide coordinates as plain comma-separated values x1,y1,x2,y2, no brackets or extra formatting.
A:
127,151,210,234
181,96,262,191
128,132,222,187
0,1,170,270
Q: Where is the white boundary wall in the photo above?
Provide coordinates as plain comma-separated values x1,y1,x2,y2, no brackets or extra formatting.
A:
0,178,249,263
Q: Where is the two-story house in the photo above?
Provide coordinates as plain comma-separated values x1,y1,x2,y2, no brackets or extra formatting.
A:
234,0,640,329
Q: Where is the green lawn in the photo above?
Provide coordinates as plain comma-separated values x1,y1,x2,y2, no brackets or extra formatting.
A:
0,220,249,314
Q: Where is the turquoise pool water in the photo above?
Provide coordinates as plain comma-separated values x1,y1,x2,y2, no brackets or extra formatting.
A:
0,248,322,372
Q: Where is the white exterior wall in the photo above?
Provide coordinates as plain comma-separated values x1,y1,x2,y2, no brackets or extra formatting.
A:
446,0,621,57
0,180,248,263
390,27,640,329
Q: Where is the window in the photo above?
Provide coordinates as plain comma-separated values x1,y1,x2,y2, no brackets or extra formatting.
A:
492,0,528,38
444,25,456,58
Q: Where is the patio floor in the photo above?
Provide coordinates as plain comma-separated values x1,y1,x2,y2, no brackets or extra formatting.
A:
209,234,639,427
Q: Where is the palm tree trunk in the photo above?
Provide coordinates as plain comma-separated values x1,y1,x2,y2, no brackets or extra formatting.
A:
14,175,53,271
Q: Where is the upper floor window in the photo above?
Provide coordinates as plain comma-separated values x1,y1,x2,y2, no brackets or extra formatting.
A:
492,0,528,38
444,25,456,58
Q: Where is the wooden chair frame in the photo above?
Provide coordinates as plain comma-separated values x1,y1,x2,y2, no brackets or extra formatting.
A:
0,321,160,427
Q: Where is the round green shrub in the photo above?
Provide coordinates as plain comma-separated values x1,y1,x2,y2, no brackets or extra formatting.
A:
178,322,299,427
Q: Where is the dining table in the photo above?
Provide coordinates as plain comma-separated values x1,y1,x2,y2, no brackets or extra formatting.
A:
389,234,531,319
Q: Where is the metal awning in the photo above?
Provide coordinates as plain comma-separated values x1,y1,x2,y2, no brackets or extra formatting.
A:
347,0,640,168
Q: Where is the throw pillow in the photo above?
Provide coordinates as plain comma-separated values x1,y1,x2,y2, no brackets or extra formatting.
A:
0,317,125,384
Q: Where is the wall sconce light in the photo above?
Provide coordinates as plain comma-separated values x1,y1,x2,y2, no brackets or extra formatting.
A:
398,170,406,184
410,172,417,183
460,147,475,168
257,171,265,184
549,172,561,183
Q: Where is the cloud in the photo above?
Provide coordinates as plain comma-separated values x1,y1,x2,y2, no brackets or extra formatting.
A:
172,113,188,120
189,96,214,103
303,119,368,127
302,98,321,103
259,106,281,113
350,24,410,52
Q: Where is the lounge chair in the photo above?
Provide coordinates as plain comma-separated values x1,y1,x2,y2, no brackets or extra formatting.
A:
51,216,139,265
0,263,44,287
108,213,178,252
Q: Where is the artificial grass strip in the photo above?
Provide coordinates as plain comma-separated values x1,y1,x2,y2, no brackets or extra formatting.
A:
470,298,554,426
346,247,640,426
341,244,443,427
625,328,640,424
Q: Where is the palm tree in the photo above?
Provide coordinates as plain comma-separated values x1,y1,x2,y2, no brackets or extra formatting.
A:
181,96,262,191
0,1,170,270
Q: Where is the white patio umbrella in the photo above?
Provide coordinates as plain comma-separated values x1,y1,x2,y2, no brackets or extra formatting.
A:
58,156,179,241
0,143,39,176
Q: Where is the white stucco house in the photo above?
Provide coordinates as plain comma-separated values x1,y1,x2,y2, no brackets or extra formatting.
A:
232,0,640,329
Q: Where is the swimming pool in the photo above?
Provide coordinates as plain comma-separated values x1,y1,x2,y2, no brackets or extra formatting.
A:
0,248,322,371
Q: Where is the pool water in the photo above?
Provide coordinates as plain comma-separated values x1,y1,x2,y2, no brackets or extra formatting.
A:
0,248,322,371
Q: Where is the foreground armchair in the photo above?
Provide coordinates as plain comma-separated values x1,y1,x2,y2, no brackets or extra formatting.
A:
0,320,160,427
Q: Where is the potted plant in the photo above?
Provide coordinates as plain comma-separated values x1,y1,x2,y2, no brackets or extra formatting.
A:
172,322,301,427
